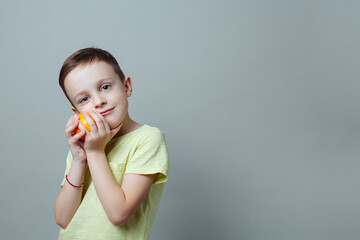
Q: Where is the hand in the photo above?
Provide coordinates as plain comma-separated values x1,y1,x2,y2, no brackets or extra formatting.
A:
65,115,87,164
81,111,122,154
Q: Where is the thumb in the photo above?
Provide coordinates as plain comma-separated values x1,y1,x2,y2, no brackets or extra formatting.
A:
110,122,123,138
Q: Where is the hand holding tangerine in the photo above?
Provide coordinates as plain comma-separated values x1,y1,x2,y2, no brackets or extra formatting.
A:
75,112,97,140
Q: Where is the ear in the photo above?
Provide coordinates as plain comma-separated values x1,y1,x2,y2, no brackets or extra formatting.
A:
124,76,133,97
72,107,80,115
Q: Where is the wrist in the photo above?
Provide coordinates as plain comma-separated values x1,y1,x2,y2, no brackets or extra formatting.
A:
67,161,87,188
71,159,88,169
86,150,106,160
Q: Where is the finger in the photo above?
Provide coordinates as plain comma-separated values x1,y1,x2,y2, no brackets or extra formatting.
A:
66,115,77,125
78,139,85,148
92,111,110,134
65,115,79,128
83,111,98,132
70,128,86,143
69,122,88,142
65,116,79,138
78,122,89,135
110,122,123,138
88,110,106,133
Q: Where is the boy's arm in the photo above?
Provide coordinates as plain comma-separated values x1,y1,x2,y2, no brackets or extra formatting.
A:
86,151,155,226
54,161,87,229
54,115,88,229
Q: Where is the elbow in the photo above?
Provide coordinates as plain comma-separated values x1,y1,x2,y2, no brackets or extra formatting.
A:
111,219,127,227
109,213,131,226
55,217,69,230
54,207,70,230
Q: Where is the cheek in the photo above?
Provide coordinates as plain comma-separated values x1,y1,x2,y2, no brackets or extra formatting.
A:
116,93,128,102
114,95,128,109
114,100,128,119
116,101,128,119
77,107,91,114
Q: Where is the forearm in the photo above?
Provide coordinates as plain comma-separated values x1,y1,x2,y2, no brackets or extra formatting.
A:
86,151,128,225
54,161,87,229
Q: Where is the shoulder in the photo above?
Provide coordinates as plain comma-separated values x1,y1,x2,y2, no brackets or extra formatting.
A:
136,125,166,145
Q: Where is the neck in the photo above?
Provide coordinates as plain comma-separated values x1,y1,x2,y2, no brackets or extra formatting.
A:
113,114,141,138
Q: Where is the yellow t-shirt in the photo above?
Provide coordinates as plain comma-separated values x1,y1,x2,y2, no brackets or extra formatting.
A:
58,125,169,240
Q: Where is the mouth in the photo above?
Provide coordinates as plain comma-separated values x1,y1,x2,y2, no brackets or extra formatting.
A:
100,107,114,116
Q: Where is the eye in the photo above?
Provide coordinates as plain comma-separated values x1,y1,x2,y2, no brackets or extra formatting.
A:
101,84,111,91
79,96,89,103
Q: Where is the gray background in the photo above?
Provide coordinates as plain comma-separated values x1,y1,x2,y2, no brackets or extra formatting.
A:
1,0,360,239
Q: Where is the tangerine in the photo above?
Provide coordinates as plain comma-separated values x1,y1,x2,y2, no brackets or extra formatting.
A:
75,112,96,140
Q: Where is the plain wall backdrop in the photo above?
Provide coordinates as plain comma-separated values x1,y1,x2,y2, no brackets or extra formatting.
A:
1,0,360,239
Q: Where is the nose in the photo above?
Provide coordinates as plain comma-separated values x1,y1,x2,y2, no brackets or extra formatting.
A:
93,94,107,108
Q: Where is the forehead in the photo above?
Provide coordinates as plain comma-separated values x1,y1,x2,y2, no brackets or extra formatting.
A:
65,61,115,83
64,61,117,92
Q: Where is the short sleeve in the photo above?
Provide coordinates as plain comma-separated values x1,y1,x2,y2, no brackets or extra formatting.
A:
125,128,169,184
60,151,73,187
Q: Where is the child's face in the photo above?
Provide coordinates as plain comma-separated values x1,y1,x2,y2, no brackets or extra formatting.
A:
64,61,132,130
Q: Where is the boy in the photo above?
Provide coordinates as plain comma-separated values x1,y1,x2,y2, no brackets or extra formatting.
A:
54,47,169,240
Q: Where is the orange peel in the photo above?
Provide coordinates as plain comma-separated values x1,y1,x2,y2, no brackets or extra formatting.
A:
75,112,96,140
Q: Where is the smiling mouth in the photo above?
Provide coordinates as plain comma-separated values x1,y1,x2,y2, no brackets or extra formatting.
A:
100,108,114,116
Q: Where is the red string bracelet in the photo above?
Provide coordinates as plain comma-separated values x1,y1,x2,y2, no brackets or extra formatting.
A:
66,175,84,188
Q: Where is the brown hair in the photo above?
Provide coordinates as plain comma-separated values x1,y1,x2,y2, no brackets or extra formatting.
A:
59,47,125,105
